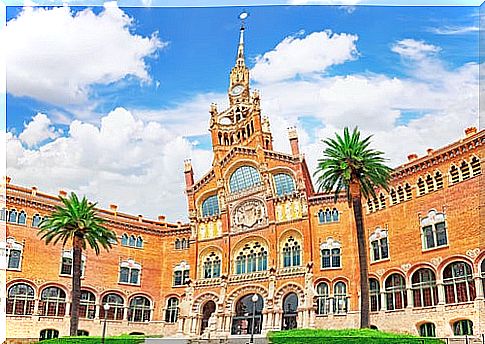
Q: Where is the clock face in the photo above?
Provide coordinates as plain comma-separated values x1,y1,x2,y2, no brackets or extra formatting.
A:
231,85,244,96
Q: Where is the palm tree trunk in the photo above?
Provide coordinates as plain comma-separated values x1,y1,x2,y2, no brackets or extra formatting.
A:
70,234,83,336
350,183,370,329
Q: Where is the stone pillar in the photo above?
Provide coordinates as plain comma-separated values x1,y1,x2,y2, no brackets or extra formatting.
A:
274,311,281,330
65,301,71,318
297,309,303,328
217,314,224,332
406,288,413,308
266,311,274,330
262,311,268,333
123,306,128,321
95,303,101,319
309,307,316,328
190,316,197,334
474,276,484,299
33,298,40,315
436,280,445,305
380,292,386,311
177,316,185,334
302,308,309,328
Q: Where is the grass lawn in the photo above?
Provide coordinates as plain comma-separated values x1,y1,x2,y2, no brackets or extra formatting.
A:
267,329,445,344
40,334,147,344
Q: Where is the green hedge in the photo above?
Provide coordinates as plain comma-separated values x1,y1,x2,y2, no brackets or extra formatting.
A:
267,329,445,344
40,335,146,344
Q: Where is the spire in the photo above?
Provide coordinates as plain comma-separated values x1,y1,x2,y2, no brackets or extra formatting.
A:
236,11,248,67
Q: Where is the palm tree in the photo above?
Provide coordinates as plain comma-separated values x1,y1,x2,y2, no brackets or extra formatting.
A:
38,192,117,336
314,127,392,328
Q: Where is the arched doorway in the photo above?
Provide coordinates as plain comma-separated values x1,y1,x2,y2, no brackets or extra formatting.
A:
282,292,298,330
231,294,263,335
200,300,216,335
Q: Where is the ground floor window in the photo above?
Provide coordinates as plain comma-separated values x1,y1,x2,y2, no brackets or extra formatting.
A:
40,329,59,341
77,330,89,336
165,297,179,323
419,323,436,337
231,294,263,335
453,320,473,336
282,293,298,330
315,282,330,315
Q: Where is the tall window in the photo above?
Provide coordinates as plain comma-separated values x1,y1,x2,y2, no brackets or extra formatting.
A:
470,156,481,176
369,278,381,312
443,261,475,304
201,195,220,217
453,320,473,336
411,268,438,307
282,236,301,268
390,188,398,205
128,296,151,322
203,252,221,279
421,210,447,250
318,208,339,224
39,287,67,317
460,160,471,180
425,174,435,193
449,165,460,184
79,290,96,319
0,208,5,221
419,323,436,337
229,166,261,193
129,235,136,247
333,282,347,314
7,283,35,315
435,171,443,189
404,183,412,200
273,173,295,196
315,282,330,315
100,293,124,320
32,214,42,227
136,236,143,248
121,234,129,246
370,228,389,262
379,193,386,209
119,260,141,285
8,209,17,223
60,250,86,277
17,211,27,225
6,238,23,271
235,242,268,274
397,186,404,202
385,274,407,310
165,297,179,323
417,178,425,196
320,238,341,269
173,262,190,286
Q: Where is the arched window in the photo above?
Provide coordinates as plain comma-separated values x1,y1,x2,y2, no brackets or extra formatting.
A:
128,296,151,322
443,261,475,304
282,236,301,268
229,166,261,193
397,186,404,203
165,297,179,323
203,252,221,279
417,178,426,196
235,242,268,274
367,199,374,213
470,156,481,176
315,282,330,315
100,293,124,320
385,274,407,310
175,239,181,249
460,160,471,180
369,278,380,312
121,234,129,246
79,290,96,319
201,195,220,217
404,183,412,200
7,283,35,315
435,171,443,189
331,208,339,222
0,208,5,221
379,193,386,209
425,174,434,193
453,320,473,336
390,188,398,205
282,293,298,330
273,173,295,196
6,238,23,271
39,287,67,317
8,209,17,223
17,211,27,225
119,260,141,285
449,165,460,184
370,228,389,262
411,268,438,307
421,210,447,250
40,329,59,341
333,282,347,314
173,261,190,286
136,236,143,248
181,238,187,249
32,214,42,227
129,235,136,247
231,294,263,335
419,323,436,337
320,238,341,269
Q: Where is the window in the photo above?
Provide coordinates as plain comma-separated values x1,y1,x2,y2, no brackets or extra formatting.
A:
390,188,398,205
453,320,473,336
32,214,42,227
121,234,129,246
385,274,407,310
370,228,389,262
397,186,404,203
6,238,23,271
420,210,447,250
282,236,301,268
17,211,27,225
419,323,436,337
229,166,261,193
39,287,66,317
181,238,189,249
201,195,220,217
318,208,339,224
136,236,143,248
235,242,268,274
129,235,136,247
77,330,89,336
203,252,221,279
165,297,179,323
7,283,35,315
443,261,475,304
0,208,5,221
100,293,124,320
320,238,341,269
316,282,330,315
79,290,96,319
175,239,181,249
367,199,374,213
8,209,17,223
481,260,485,295
379,193,386,209
274,173,295,196
470,156,481,176
449,165,460,184
119,260,141,285
128,296,151,322
460,161,471,180
411,269,438,307
173,261,190,286
425,174,434,193
369,278,381,312
435,171,443,189
404,183,412,200
231,294,263,335
60,250,86,277
333,282,347,314
417,178,425,196
40,329,59,341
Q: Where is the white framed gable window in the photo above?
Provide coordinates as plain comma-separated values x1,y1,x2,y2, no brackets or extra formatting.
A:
6,237,23,271
119,259,141,285
320,237,341,269
60,250,86,277
173,261,190,286
420,210,447,250
370,227,389,262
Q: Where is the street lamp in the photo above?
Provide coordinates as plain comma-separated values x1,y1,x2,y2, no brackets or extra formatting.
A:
101,303,110,344
249,294,258,344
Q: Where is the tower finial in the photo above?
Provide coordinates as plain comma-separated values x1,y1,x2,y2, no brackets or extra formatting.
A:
236,11,249,67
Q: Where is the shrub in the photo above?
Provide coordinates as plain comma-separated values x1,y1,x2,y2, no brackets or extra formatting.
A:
40,335,145,344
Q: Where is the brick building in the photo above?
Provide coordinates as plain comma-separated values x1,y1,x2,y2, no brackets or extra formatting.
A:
4,20,484,342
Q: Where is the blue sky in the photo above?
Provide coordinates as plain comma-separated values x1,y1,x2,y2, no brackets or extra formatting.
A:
4,4,480,220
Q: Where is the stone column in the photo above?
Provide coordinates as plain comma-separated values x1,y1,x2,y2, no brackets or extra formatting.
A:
217,313,224,332
65,301,71,318
380,292,386,311
274,310,281,330
297,309,303,328
266,311,274,330
436,280,445,305
309,307,316,328
190,316,197,334
177,316,185,334
123,306,128,321
33,298,40,315
302,308,309,328
95,303,101,319
474,275,484,300
406,288,413,309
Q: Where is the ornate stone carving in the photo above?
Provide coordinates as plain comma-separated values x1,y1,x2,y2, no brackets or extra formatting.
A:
466,248,480,258
232,198,268,232
376,269,385,276
401,263,411,271
431,257,442,267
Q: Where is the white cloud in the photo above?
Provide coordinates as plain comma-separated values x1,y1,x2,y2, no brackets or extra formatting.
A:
18,113,60,147
251,30,358,84
4,4,164,106
391,39,441,60
429,26,479,35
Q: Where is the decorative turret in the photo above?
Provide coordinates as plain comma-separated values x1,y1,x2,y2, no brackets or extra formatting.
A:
184,159,194,189
288,127,300,156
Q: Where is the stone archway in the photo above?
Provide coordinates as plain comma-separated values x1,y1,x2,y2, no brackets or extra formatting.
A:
282,292,298,330
274,283,305,330
200,300,216,335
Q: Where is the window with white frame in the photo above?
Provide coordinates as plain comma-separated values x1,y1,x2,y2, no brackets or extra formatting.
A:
235,242,268,274
60,250,86,277
443,261,475,304
79,290,96,319
420,210,447,250
119,259,141,285
6,237,23,271
202,251,221,279
369,278,380,312
173,261,190,286
229,166,261,193
315,282,330,315
0,207,6,221
128,296,151,322
17,211,27,225
32,214,43,227
8,209,17,223
453,320,473,336
411,268,438,307
333,282,348,314
7,283,35,315
385,273,407,310
318,208,339,224
282,236,301,268
320,238,341,269
165,297,179,323
39,286,67,317
370,228,389,262
100,293,124,320
470,156,481,176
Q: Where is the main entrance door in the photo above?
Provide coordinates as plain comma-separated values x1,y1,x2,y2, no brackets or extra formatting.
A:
282,293,298,330
200,300,216,335
231,294,264,335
